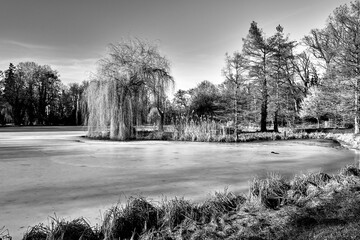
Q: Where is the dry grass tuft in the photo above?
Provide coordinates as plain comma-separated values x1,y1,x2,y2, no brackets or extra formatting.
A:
160,197,196,230
249,173,290,209
101,197,160,240
23,218,99,240
203,190,246,216
0,226,12,240
340,164,360,177
49,217,99,240
289,172,333,203
22,224,49,240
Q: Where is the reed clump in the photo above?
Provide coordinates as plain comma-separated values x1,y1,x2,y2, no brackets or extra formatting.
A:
22,224,49,240
49,218,99,240
170,119,333,143
101,197,160,240
249,173,291,209
23,217,99,240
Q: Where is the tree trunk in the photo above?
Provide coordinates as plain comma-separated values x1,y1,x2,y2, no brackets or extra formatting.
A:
274,110,279,132
75,94,79,125
273,79,279,132
260,52,268,132
355,80,359,134
110,105,119,140
157,107,164,132
317,117,320,129
118,99,128,140
260,78,268,132
234,83,239,141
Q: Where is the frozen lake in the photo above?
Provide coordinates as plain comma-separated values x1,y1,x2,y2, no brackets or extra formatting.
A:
0,126,356,238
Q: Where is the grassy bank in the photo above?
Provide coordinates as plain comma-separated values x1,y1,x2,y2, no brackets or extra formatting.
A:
145,128,359,148
11,164,360,240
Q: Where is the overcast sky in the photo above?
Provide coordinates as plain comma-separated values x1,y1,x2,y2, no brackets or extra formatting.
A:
0,0,352,91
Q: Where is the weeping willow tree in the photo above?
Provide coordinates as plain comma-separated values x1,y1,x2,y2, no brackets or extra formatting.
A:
85,38,174,140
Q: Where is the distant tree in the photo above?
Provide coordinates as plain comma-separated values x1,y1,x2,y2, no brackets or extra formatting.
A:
33,65,61,125
292,52,319,95
0,62,89,126
300,1,360,132
242,21,273,132
17,62,39,125
299,87,326,128
173,89,191,118
303,27,338,72
222,51,247,139
268,25,297,131
0,70,7,125
56,84,71,124
188,80,221,118
3,63,26,125
65,82,88,125
327,1,360,133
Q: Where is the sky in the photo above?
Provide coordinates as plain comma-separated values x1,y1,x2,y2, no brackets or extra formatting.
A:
0,0,353,92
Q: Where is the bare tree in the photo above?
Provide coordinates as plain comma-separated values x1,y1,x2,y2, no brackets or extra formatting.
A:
222,52,247,140
327,1,360,133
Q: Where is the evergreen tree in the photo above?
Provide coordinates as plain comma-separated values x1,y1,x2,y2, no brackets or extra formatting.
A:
268,25,296,131
3,63,26,125
242,21,273,132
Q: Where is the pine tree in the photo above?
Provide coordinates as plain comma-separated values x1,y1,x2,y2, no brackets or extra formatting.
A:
242,21,272,132
268,25,296,131
3,63,26,125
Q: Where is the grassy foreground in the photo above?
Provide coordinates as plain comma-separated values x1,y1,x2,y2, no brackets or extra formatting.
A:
8,164,360,240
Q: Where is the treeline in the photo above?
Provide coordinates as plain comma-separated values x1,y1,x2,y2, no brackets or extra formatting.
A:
167,23,314,132
0,62,87,126
2,1,360,133
167,1,360,133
